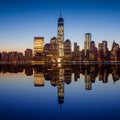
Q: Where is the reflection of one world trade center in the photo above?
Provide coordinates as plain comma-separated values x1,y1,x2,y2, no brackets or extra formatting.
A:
57,68,64,104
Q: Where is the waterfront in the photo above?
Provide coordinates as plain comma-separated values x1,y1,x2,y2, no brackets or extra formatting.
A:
0,65,120,120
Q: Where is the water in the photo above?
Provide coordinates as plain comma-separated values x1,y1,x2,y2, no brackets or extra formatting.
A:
0,65,120,120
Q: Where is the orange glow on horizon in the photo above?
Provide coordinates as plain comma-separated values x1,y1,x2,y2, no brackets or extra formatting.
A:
0,48,33,54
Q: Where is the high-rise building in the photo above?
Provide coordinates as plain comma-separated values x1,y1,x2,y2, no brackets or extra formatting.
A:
64,39,71,56
44,43,51,54
102,41,108,61
102,41,108,54
34,37,44,56
25,48,33,61
98,43,102,52
89,41,98,61
74,42,80,52
74,42,77,52
50,37,57,52
18,52,24,62
8,51,18,63
57,13,64,58
84,33,92,56
73,42,80,61
98,43,103,61
50,37,57,62
44,43,53,62
111,41,119,61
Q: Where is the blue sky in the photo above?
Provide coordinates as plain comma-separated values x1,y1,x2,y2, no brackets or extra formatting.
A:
0,0,120,52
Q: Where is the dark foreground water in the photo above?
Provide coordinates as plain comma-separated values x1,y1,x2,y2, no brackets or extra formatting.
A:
0,65,120,120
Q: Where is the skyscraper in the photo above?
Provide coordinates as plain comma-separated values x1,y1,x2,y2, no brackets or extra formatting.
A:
102,40,108,55
25,48,33,61
57,13,64,59
34,37,44,56
102,40,109,61
84,33,92,56
64,39,71,56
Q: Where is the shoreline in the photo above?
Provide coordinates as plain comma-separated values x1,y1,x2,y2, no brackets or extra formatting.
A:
0,61,120,65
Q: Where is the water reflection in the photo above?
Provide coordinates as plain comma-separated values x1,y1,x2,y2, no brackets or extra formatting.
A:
0,64,120,104
0,65,120,84
34,69,44,86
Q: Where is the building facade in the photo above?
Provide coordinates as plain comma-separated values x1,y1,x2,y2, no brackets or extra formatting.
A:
84,33,92,56
57,14,64,58
102,40,109,61
34,37,44,56
25,48,33,61
64,39,71,56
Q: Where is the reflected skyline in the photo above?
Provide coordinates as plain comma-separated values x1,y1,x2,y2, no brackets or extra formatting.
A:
0,64,120,105
1,65,120,84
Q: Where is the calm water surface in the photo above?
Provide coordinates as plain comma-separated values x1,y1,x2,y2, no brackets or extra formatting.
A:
0,65,120,120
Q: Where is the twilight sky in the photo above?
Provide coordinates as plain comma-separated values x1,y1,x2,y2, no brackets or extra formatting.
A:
0,0,120,52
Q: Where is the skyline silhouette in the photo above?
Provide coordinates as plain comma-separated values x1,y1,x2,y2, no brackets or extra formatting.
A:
0,0,120,52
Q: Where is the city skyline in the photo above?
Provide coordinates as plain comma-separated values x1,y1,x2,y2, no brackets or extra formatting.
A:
0,0,120,52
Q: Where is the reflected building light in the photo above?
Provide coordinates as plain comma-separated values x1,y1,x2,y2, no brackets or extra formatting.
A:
25,67,33,76
57,58,62,67
57,68,64,104
98,73,103,81
112,67,120,83
74,72,80,81
103,70,108,83
34,71,44,87
84,33,92,56
58,63,62,68
57,58,62,63
64,68,72,84
84,69,92,90
74,73,78,81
